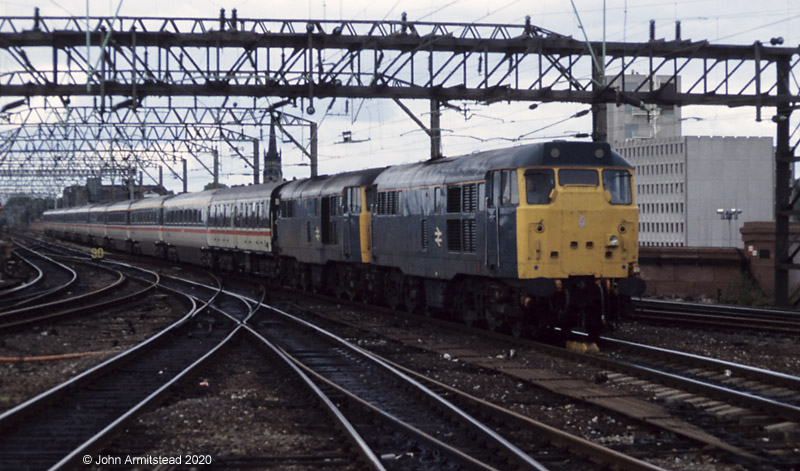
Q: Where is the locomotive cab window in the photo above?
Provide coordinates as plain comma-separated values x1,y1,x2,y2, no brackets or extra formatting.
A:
524,169,555,204
558,169,599,186
602,169,633,205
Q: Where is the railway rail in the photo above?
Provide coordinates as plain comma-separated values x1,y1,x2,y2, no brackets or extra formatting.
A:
631,299,800,335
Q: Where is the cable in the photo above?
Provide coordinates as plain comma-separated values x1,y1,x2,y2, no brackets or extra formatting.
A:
0,349,119,363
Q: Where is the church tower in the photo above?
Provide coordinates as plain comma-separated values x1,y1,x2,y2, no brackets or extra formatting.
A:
263,117,283,183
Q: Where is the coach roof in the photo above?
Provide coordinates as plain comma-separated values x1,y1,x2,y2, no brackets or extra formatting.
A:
210,181,283,203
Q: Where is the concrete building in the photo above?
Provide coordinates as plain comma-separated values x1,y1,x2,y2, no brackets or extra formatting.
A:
616,136,774,248
604,73,776,248
62,178,170,207
605,74,681,144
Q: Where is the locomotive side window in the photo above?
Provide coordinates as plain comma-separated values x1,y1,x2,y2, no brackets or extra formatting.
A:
602,169,633,205
434,187,444,213
500,170,518,206
280,200,294,218
346,187,361,214
558,169,599,186
487,170,519,207
524,169,555,204
365,185,376,212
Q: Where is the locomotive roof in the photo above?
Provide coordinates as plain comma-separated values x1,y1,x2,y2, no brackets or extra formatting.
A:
210,182,282,203
374,141,631,190
279,167,385,199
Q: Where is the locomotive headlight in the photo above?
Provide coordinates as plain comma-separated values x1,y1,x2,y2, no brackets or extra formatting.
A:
607,235,619,246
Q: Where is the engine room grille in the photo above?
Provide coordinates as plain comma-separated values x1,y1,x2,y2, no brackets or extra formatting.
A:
463,219,476,253
447,219,462,252
377,191,399,215
447,183,478,213
447,186,462,213
446,218,476,253
462,183,477,212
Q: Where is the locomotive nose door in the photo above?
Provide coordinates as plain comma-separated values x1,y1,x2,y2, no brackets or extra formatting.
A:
485,171,500,270
485,170,519,274
342,186,362,261
342,191,352,259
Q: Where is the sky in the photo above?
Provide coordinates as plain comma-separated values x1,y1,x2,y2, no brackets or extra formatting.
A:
1,0,798,193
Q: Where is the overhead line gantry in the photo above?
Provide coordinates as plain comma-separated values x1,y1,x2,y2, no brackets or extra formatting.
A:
0,10,798,304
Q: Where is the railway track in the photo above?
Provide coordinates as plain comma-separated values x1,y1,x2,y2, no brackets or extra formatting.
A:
11,236,794,469
248,304,556,471
0,243,76,311
590,335,800,461
269,294,799,469
0,254,409,470
0,249,42,297
6,238,665,470
0,255,157,331
631,299,800,335
0,265,240,470
239,301,683,470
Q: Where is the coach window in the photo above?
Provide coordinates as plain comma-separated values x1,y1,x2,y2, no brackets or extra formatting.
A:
602,169,633,205
524,169,555,204
260,202,269,227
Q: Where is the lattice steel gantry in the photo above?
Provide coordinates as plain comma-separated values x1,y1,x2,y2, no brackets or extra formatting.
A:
0,11,799,304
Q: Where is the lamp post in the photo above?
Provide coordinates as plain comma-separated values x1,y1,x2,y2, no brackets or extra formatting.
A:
716,208,742,247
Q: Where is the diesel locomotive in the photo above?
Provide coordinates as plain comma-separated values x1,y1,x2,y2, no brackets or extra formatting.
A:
42,141,645,337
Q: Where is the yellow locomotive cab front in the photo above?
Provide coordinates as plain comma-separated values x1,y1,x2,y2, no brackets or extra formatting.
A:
517,166,640,284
